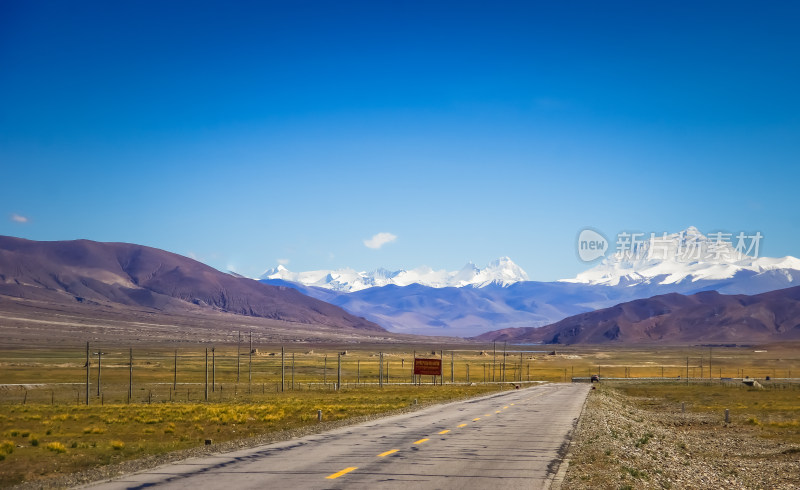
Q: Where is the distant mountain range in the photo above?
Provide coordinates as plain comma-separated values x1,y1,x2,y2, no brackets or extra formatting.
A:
0,236,383,332
475,286,800,344
261,256,529,291
261,227,800,337
564,226,800,287
5,228,799,343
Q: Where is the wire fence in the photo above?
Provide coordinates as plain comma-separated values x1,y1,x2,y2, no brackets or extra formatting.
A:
1,341,797,405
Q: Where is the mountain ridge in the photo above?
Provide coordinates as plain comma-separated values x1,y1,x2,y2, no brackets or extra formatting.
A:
474,285,800,344
261,256,529,292
0,236,384,332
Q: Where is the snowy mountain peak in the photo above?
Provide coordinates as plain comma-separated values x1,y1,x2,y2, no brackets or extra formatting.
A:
564,226,793,286
260,257,529,292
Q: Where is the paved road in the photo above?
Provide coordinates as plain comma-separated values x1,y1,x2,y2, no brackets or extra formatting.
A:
90,383,590,490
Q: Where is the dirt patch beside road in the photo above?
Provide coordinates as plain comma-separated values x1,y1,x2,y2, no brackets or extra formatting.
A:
561,384,800,489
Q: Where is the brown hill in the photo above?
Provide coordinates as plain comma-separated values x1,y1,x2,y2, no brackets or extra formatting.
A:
0,236,383,332
475,287,800,344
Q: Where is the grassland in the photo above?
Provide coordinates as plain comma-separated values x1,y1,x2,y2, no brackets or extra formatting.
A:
2,341,798,487
0,385,506,487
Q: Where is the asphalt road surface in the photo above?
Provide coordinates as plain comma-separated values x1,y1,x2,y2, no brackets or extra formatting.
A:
90,383,590,490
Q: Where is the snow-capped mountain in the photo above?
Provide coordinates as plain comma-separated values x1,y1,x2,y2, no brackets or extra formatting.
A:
260,257,529,292
259,227,800,337
564,226,800,287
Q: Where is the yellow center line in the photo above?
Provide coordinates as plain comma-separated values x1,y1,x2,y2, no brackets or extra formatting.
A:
503,406,509,409
510,403,515,406
413,438,429,444
438,429,450,434
472,417,481,421
495,410,501,413
378,449,399,457
484,414,492,417
326,467,358,479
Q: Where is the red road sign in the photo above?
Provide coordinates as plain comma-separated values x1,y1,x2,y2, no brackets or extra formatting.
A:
414,358,442,376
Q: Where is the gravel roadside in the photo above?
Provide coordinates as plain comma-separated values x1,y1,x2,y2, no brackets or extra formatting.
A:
559,385,800,489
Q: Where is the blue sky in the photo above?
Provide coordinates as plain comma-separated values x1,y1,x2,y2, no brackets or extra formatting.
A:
2,1,799,280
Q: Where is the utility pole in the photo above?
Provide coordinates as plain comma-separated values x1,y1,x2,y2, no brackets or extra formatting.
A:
93,350,106,397
492,342,497,382
291,352,295,390
212,347,216,393
249,332,253,392
709,347,712,381
237,331,241,384
173,349,177,390
686,356,689,385
281,346,285,392
440,350,443,386
128,348,133,402
337,353,341,390
324,355,327,385
379,352,384,388
451,351,454,384
502,342,507,383
412,350,416,385
85,342,90,405
204,348,209,401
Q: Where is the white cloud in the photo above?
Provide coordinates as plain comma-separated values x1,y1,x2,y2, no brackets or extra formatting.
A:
277,258,290,265
363,232,397,249
10,214,28,223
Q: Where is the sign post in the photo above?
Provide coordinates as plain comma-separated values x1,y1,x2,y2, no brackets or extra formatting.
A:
414,358,443,385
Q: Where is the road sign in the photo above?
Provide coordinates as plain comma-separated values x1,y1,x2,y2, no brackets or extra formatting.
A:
414,358,442,376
